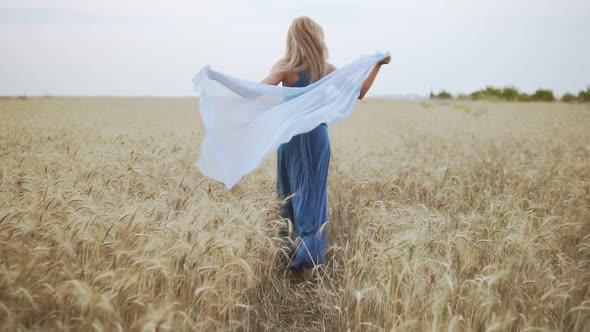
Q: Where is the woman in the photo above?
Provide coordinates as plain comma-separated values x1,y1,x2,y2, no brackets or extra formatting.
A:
261,16,390,271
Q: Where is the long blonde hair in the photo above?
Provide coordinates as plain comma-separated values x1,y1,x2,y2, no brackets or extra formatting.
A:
272,16,329,83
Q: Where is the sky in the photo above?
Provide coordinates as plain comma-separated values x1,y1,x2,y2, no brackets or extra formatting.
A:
1,0,589,97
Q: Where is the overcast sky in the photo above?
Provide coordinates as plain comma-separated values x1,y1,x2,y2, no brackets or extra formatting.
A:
1,0,589,97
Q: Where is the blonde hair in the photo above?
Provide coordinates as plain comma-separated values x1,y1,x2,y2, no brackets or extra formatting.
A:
272,16,329,83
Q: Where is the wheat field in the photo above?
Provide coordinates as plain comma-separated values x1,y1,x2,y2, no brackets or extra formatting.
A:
0,97,589,331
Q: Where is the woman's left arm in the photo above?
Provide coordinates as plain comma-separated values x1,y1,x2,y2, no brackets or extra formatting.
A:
358,56,391,99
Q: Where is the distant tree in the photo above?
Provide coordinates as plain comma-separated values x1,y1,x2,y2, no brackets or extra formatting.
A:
578,88,590,102
468,86,506,100
517,93,532,102
561,93,577,103
436,90,453,99
470,91,483,100
501,87,519,101
531,89,555,102
483,86,502,98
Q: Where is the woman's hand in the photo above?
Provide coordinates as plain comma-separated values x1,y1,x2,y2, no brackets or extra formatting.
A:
378,55,391,66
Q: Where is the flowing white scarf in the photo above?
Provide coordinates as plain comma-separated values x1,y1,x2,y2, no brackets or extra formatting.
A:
192,51,390,189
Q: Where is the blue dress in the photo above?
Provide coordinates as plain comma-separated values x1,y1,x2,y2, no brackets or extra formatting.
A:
277,71,331,271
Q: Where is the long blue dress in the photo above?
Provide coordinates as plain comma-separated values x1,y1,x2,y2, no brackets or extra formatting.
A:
277,71,331,271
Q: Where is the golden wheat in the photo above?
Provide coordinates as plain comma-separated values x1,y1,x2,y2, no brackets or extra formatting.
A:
0,97,589,331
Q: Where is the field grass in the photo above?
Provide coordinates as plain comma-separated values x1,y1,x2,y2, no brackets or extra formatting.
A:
0,97,589,331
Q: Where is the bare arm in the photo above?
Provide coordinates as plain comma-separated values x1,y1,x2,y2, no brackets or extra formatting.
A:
261,71,285,86
325,63,337,76
262,62,336,86
358,56,391,100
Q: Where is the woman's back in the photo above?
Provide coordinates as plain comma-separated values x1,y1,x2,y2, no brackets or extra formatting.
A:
283,71,310,88
280,62,335,87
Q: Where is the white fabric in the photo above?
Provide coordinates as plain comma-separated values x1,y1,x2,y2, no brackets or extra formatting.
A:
192,51,390,189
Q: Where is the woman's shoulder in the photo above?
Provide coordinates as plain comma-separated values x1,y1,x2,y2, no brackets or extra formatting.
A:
325,62,337,75
283,71,301,86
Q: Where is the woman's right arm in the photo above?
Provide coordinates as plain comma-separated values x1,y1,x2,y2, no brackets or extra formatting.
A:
261,71,285,86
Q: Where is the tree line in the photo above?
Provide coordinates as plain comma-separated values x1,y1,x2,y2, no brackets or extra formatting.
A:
432,86,590,102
